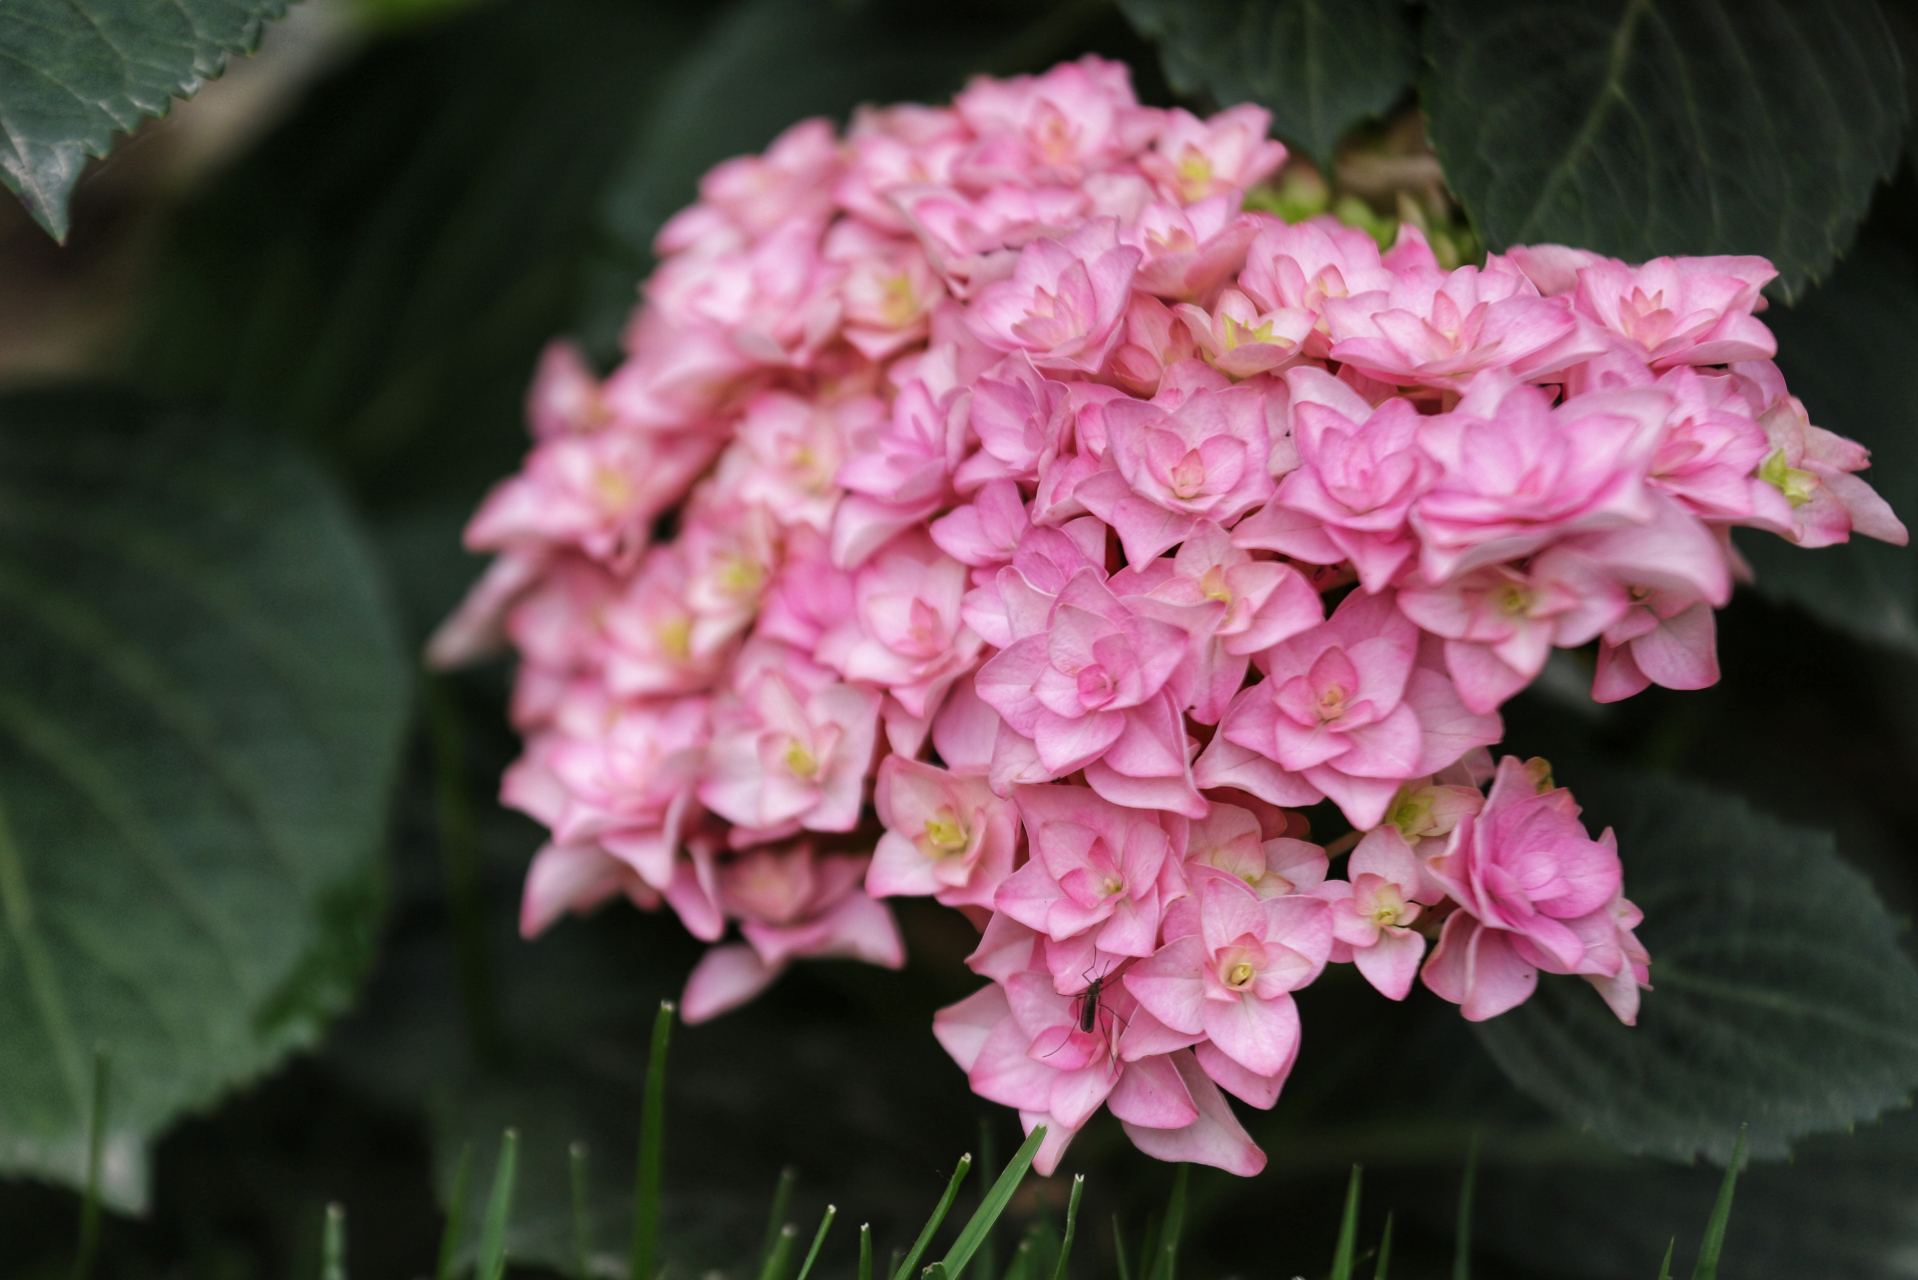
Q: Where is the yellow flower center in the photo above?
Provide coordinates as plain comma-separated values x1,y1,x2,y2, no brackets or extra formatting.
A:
1225,961,1256,989
1759,448,1818,507
784,740,819,779
922,809,969,857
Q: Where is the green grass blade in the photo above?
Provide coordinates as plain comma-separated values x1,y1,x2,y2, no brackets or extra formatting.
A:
942,1127,1047,1280
69,1045,108,1280
761,1223,800,1280
1144,1166,1186,1280
1452,1133,1479,1280
764,1168,800,1272
860,1223,874,1280
1331,1166,1362,1280
436,1142,475,1280
890,1154,973,1280
976,1122,1000,1280
1690,1126,1746,1280
1110,1218,1131,1280
1134,1213,1159,1280
1655,1238,1674,1280
572,1141,592,1280
631,1001,675,1280
322,1203,347,1280
477,1129,520,1280
796,1206,837,1280
1049,1175,1084,1280
1372,1212,1393,1280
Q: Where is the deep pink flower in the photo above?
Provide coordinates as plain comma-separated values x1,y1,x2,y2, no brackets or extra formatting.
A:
930,479,1032,568
1421,756,1641,1022
956,353,1070,489
967,218,1142,373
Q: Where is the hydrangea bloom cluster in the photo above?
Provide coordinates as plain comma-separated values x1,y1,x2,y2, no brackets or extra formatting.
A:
432,57,1907,1177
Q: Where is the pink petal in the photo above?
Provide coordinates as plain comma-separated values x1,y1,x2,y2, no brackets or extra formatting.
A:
682,944,785,1024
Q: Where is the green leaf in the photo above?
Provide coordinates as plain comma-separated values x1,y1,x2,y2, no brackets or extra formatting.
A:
1735,228,1918,654
1422,0,1908,298
0,0,289,240
0,390,407,1210
1472,770,1918,1164
1116,0,1417,170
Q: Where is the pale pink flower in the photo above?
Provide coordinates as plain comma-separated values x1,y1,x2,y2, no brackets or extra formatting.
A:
1320,826,1432,999
891,182,1092,298
1411,376,1667,581
1237,366,1435,590
834,376,971,567
497,552,615,682
692,117,845,241
1109,293,1202,397
931,479,1032,568
974,568,1208,808
816,531,984,719
526,339,611,439
1238,217,1398,358
1735,361,1909,549
1422,756,1639,1022
1173,288,1314,378
1139,104,1288,204
1183,802,1329,899
834,103,969,233
1110,520,1322,722
966,218,1142,373
959,519,1106,650
1323,257,1605,391
757,527,857,655
679,495,780,654
1645,366,1783,523
828,220,946,359
680,844,905,1024
698,645,881,837
952,56,1158,188
955,353,1069,489
519,841,659,939
1076,378,1274,564
723,389,880,533
868,757,1019,909
1197,589,1501,828
996,783,1188,957
1123,196,1262,301
1569,254,1778,368
599,545,733,700
1125,864,1333,1077
464,427,720,566
601,318,759,432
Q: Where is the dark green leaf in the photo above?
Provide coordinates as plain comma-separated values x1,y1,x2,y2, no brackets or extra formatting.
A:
0,390,407,1210
0,0,289,240
1736,229,1918,654
1116,0,1416,170
1422,0,1907,297
1473,771,1918,1164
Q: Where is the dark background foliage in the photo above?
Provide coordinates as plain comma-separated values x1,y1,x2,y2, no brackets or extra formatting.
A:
4,0,1918,1276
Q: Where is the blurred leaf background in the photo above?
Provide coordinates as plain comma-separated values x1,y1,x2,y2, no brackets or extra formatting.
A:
5,0,1918,1276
